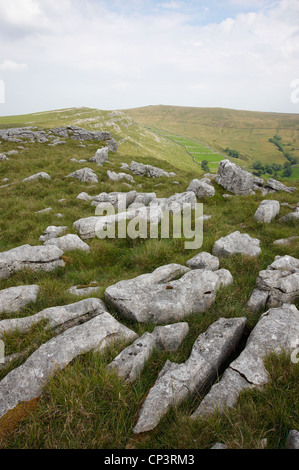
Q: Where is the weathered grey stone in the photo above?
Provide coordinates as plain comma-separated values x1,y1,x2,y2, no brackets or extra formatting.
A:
129,161,171,178
39,226,68,243
105,264,233,324
44,234,90,252
91,191,137,209
187,179,215,198
265,178,296,194
186,252,219,271
133,317,246,433
0,285,40,314
273,236,299,246
286,430,299,449
23,172,51,183
0,244,65,280
68,283,99,297
192,304,299,419
211,443,228,449
77,192,95,201
279,209,299,222
215,160,255,196
66,168,98,183
212,231,261,258
35,208,52,214
108,323,189,383
247,255,299,312
0,310,137,420
254,200,280,223
107,170,135,183
0,154,9,161
0,298,107,338
90,147,109,165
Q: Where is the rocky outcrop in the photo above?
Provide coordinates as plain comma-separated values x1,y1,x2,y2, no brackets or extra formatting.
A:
0,310,137,421
254,200,280,223
0,285,40,314
0,244,65,280
108,323,189,383
129,161,172,178
247,255,299,313
105,263,233,324
133,317,246,433
191,304,299,419
265,178,296,194
212,231,261,258
66,167,98,183
43,234,90,252
107,170,135,183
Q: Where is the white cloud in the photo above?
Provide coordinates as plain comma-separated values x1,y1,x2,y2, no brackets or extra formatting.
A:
0,59,27,71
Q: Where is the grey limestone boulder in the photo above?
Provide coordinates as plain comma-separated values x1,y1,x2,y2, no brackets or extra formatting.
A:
133,317,246,433
215,160,255,196
286,430,299,449
247,255,299,313
66,167,98,183
265,178,296,194
23,172,51,183
187,179,215,198
39,226,68,242
191,304,299,420
0,310,137,420
105,264,233,324
273,236,299,246
254,200,280,223
90,147,109,165
212,231,261,258
107,170,135,183
0,244,65,280
44,234,90,252
108,322,189,383
0,285,40,314
186,252,219,271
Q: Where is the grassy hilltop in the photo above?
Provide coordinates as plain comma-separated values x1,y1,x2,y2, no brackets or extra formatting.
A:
123,105,299,176
0,107,298,449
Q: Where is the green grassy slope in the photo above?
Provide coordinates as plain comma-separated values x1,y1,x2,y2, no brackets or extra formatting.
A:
123,105,299,171
0,107,201,174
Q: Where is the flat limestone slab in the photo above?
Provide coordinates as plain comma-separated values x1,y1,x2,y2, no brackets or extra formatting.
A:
212,231,261,258
0,285,40,314
133,317,246,433
105,264,233,324
191,304,299,419
0,312,138,421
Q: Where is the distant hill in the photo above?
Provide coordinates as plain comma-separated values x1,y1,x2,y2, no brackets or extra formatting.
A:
122,105,299,170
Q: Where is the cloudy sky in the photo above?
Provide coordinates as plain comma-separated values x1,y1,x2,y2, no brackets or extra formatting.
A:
0,0,298,116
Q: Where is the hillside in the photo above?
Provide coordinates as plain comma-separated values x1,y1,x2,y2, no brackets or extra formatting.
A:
123,105,299,171
0,109,298,450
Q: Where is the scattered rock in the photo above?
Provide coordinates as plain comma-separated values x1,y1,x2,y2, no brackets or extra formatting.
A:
0,285,40,315
68,283,100,297
108,323,189,382
211,443,228,449
191,304,299,419
90,147,109,165
279,208,299,222
254,200,280,223
186,252,220,271
39,226,68,242
212,231,261,258
0,244,65,280
286,430,299,449
215,160,255,196
247,255,299,313
273,236,299,246
0,310,137,421
35,208,52,214
44,234,90,252
187,179,215,198
129,161,171,178
133,317,246,433
91,191,137,210
66,168,98,183
265,178,296,194
105,263,233,324
107,170,135,183
23,172,51,183
77,192,95,201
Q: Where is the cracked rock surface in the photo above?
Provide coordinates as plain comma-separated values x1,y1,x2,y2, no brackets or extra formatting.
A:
212,231,261,258
133,317,246,433
0,285,40,315
105,264,233,324
191,304,299,419
254,200,280,223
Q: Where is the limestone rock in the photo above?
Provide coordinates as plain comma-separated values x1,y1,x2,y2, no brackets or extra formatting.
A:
286,430,299,449
279,208,299,222
108,323,189,382
212,231,261,258
23,172,51,183
0,285,40,314
133,317,246,433
191,304,299,419
44,234,90,252
187,179,215,198
265,178,296,194
247,255,299,312
254,200,280,223
129,161,171,178
0,298,108,338
105,264,233,324
107,170,135,183
77,192,95,201
186,252,219,271
0,244,65,280
66,168,98,183
273,236,299,246
68,283,99,297
215,160,255,196
91,191,137,210
0,311,137,420
90,147,109,165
